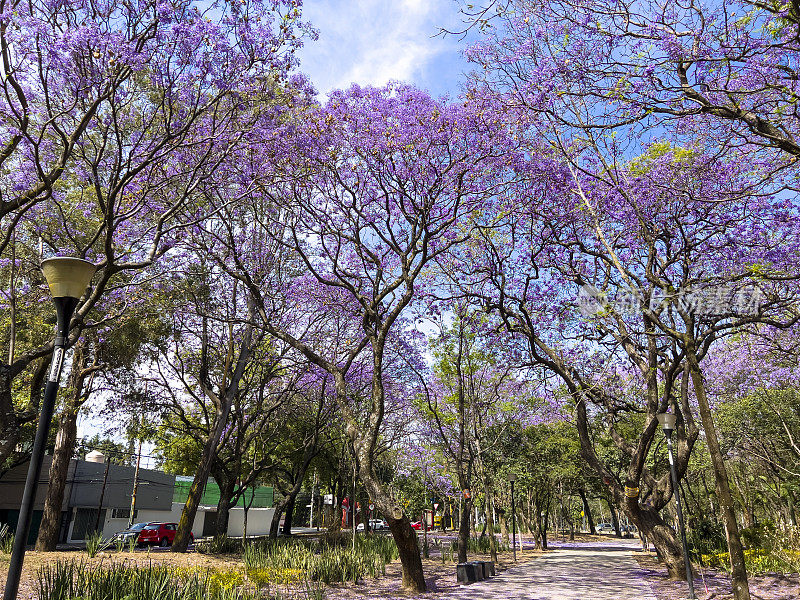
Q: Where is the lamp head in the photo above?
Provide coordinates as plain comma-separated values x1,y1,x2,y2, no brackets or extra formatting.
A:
657,412,677,432
41,257,97,299
508,473,516,483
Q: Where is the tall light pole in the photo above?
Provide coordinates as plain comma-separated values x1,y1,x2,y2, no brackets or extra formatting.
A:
509,473,517,562
657,412,696,600
4,257,96,600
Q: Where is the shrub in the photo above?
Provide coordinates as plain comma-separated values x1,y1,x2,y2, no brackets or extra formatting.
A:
740,522,775,550
241,535,396,584
0,525,14,555
85,531,105,558
688,519,726,558
36,561,276,600
196,534,243,555
700,548,800,574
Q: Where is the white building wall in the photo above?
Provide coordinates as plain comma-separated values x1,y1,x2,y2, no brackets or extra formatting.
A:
226,507,275,537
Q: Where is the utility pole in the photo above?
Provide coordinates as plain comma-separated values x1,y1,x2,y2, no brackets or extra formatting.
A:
128,413,144,529
94,453,112,534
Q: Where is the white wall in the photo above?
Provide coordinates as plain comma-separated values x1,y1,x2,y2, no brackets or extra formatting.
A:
226,507,275,537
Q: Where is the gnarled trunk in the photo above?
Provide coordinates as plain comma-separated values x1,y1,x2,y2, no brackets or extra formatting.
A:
355,434,426,592
387,513,426,590
214,476,236,537
628,503,687,579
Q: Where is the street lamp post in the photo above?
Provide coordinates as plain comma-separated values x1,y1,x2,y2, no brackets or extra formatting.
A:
509,473,517,562
657,412,696,600
4,258,95,600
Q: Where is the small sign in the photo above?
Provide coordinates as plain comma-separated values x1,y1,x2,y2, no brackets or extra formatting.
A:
433,503,439,510
323,494,334,505
49,347,65,382
369,503,374,511
462,489,471,499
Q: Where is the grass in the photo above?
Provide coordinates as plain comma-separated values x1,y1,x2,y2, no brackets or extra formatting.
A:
35,534,401,599
0,525,14,555
241,534,398,584
36,561,272,600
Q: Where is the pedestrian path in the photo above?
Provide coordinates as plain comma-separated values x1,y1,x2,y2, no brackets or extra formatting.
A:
445,540,657,599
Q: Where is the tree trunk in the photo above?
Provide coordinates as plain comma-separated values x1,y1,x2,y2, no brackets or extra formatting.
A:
215,476,236,537
0,370,23,470
606,497,622,537
632,506,688,579
458,496,471,563
565,501,575,540
529,505,542,550
281,494,296,536
0,359,48,475
579,489,596,534
498,508,509,546
37,344,95,551
243,487,255,543
485,490,498,563
351,433,426,591
328,481,342,533
788,493,798,527
541,509,549,550
387,514,426,590
173,313,256,553
269,495,288,539
35,406,79,550
688,351,750,600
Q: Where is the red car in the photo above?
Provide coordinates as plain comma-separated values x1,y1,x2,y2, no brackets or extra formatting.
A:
410,521,423,530
136,522,193,547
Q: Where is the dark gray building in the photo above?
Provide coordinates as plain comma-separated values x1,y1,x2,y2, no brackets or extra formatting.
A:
0,456,175,544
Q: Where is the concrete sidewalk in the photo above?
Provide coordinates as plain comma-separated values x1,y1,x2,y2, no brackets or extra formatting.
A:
445,540,657,599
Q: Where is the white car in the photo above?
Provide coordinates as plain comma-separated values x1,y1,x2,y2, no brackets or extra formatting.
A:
356,519,389,531
596,523,615,533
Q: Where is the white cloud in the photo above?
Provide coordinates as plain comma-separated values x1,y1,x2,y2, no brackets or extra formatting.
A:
298,0,456,95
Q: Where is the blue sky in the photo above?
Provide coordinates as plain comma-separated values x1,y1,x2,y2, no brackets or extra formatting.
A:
296,0,475,99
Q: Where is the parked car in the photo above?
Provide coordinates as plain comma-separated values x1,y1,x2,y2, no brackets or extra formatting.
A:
356,519,389,531
410,521,422,530
136,522,193,547
110,522,153,545
596,523,615,533
371,519,389,531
